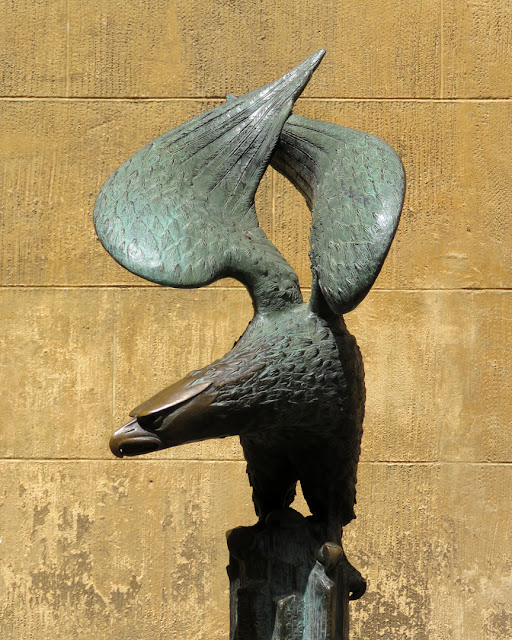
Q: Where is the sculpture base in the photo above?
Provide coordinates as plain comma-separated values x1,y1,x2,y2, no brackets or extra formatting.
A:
227,508,358,640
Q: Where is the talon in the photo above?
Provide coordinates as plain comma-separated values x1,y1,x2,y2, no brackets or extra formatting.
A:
317,542,343,574
345,563,366,600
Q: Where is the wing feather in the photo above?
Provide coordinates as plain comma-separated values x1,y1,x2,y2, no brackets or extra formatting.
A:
94,53,325,313
271,115,405,314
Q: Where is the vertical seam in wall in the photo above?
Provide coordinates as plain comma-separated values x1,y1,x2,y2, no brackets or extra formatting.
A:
65,0,70,97
439,0,444,99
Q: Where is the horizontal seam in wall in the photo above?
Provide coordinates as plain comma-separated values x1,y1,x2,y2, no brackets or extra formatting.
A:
0,285,511,292
0,96,511,103
0,457,245,463
0,458,510,465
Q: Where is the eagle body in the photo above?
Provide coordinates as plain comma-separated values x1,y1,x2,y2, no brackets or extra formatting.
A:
110,302,364,533
232,305,365,530
95,52,404,596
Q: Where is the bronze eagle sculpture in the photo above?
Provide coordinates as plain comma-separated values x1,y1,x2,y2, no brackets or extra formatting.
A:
94,51,405,600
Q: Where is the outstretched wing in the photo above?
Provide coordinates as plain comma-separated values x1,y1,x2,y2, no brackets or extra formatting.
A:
271,115,405,315
94,52,325,312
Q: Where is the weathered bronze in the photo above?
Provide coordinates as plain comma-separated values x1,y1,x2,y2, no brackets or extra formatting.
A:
94,50,405,639
227,508,353,640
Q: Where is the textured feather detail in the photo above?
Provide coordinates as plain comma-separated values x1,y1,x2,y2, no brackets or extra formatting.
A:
203,307,364,526
271,115,405,314
94,52,325,312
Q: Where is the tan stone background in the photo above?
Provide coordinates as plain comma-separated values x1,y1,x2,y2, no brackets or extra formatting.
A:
1,1,511,638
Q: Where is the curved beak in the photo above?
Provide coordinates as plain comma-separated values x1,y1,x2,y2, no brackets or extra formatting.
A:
109,419,164,458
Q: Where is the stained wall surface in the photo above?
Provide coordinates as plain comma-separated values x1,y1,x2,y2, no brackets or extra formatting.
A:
1,2,511,639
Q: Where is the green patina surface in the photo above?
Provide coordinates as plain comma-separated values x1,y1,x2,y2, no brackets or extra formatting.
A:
94,51,405,640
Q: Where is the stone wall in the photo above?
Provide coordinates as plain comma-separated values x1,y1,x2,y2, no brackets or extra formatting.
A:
1,1,511,638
